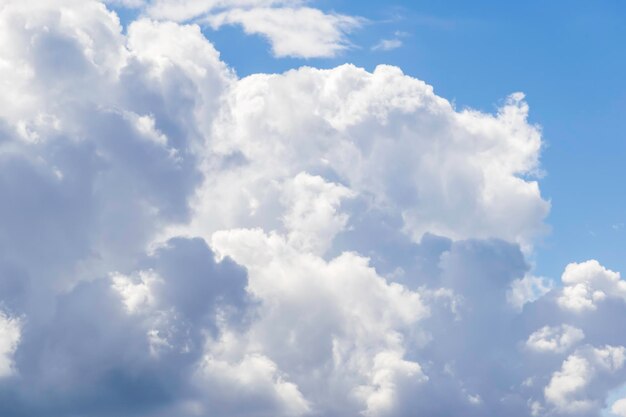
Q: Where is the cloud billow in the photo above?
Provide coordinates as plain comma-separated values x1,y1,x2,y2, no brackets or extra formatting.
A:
0,1,624,416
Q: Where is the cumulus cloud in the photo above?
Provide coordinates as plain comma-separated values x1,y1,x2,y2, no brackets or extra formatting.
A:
558,260,626,312
1,1,624,417
507,274,554,311
526,325,585,353
544,345,626,414
282,172,355,255
175,64,550,253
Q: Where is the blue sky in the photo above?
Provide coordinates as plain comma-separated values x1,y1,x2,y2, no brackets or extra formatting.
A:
3,1,626,416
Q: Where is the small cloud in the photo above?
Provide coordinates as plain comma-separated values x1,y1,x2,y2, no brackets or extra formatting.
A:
613,223,624,231
371,38,402,51
205,7,363,58
103,0,146,8
134,0,363,59
467,394,482,405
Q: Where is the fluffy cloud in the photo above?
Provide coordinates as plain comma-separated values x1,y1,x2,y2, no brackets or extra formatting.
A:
558,260,626,312
282,172,355,255
507,274,554,311
526,325,585,353
184,64,548,250
613,398,626,417
211,227,429,416
544,345,626,414
0,311,21,378
1,1,624,417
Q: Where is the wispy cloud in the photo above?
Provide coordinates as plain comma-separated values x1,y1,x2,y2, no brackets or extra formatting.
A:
107,0,363,58
205,7,362,58
371,38,402,51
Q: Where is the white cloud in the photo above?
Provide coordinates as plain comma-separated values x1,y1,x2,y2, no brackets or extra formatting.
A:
211,227,429,416
206,7,361,58
526,324,585,354
184,65,548,249
0,311,21,378
558,260,626,312
612,398,626,417
371,38,403,52
545,353,594,413
197,352,312,416
110,0,361,58
111,270,161,313
544,345,626,414
282,172,355,255
507,274,553,311
355,350,427,417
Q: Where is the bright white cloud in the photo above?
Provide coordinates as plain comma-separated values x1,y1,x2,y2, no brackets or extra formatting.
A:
197,352,312,416
526,324,585,353
558,260,626,312
544,345,626,414
211,227,428,416
183,65,548,250
282,172,355,255
206,7,361,58
507,274,553,311
111,270,161,313
612,398,626,417
0,311,21,378
110,0,361,58
545,353,595,413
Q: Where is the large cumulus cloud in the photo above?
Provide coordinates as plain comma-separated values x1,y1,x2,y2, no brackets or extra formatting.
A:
185,63,549,249
1,1,624,417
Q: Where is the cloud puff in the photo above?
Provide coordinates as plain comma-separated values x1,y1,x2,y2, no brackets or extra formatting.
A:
613,398,626,417
1,1,625,417
187,64,549,250
211,226,429,416
558,260,626,312
544,345,626,414
507,274,553,311
526,325,585,354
